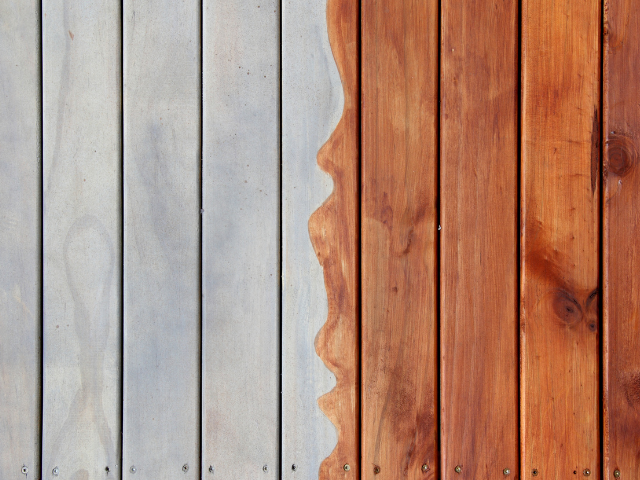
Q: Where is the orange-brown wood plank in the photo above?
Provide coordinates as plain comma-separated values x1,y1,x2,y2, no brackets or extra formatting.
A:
361,1,439,478
440,0,519,478
521,0,601,478
308,0,360,477
603,1,640,478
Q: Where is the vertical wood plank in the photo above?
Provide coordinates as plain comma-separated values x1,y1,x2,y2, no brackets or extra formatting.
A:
42,0,122,478
361,0,439,478
122,1,200,478
521,0,601,478
201,0,280,477
0,1,41,477
281,0,347,477
303,0,361,478
440,0,519,478
603,1,640,478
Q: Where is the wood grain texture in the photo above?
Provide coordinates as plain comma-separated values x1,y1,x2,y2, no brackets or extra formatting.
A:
307,0,360,478
201,0,280,477
361,0,439,478
42,0,122,478
0,1,41,477
122,1,200,478
440,0,519,478
521,0,601,478
603,1,640,478
281,0,346,476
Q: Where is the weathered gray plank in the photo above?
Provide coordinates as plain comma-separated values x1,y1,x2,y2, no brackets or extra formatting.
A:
201,0,280,477
41,0,122,478
122,1,201,478
281,0,343,477
0,1,41,477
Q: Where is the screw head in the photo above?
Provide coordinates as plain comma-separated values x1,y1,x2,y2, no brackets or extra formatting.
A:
52,467,60,476
455,465,462,473
422,464,429,472
209,465,214,474
130,466,137,474
532,469,539,476
182,464,189,473
373,466,381,474
504,468,511,475
343,464,350,472
21,466,28,474
263,465,269,473
614,470,621,478
584,469,591,476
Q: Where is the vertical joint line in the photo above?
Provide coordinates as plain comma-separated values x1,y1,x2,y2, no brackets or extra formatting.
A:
39,0,45,477
119,0,125,477
598,0,605,477
199,0,205,477
357,0,363,472
436,0,443,473
517,0,523,477
278,0,284,476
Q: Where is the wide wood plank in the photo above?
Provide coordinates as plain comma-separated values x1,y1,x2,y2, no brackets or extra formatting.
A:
299,0,361,478
603,1,640,478
201,0,279,478
361,0,439,478
521,0,601,478
122,1,201,478
42,0,122,478
0,1,41,477
440,0,519,478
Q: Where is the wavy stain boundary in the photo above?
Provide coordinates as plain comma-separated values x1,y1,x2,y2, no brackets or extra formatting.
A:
308,0,360,478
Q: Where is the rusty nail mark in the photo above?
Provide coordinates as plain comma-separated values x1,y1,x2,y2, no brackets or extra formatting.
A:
53,467,60,476
343,464,350,472
455,465,462,473
504,468,511,475
183,464,189,473
584,469,591,476
373,466,381,474
21,466,28,475
422,464,429,472
614,469,621,478
263,465,269,473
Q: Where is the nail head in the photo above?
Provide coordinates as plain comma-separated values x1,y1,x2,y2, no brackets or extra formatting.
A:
422,464,429,472
21,466,28,475
130,466,136,474
209,465,214,474
532,469,539,476
504,468,511,475
343,464,350,472
53,467,59,476
183,464,189,473
455,465,462,473
584,469,591,476
614,470,621,478
292,464,297,471
373,466,381,474
263,465,269,473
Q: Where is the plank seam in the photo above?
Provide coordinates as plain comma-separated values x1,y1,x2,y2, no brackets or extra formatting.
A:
39,0,45,477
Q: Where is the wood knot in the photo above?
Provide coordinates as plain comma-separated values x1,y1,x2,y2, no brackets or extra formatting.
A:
607,134,637,177
551,289,582,326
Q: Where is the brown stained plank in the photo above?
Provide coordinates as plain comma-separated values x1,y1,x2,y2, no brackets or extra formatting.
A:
361,1,439,478
440,0,519,478
603,1,640,478
308,0,360,477
521,0,601,478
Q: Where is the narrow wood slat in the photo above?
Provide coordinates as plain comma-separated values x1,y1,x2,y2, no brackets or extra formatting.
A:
122,1,201,478
0,1,41,477
521,0,601,477
201,0,280,477
361,0,439,478
42,0,122,477
440,0,519,478
282,0,360,476
303,0,361,477
603,1,640,478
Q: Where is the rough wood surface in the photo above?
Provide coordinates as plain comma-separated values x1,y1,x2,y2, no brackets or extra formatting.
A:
306,0,360,478
440,0,519,478
0,1,41,477
281,0,349,477
42,0,122,478
361,0,439,478
521,0,601,477
201,0,280,477
122,1,201,478
603,1,640,478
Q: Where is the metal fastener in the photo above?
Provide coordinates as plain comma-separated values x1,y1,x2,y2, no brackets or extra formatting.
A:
373,466,381,474
584,469,591,476
183,464,189,473
52,467,60,476
421,464,429,472
292,464,298,472
263,465,269,473
130,466,137,474
209,465,215,474
504,468,511,475
455,465,462,474
343,464,350,472
614,470,621,478
21,466,28,475
532,469,539,477
105,466,110,473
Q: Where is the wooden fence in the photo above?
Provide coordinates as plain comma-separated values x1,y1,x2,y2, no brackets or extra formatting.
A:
1,0,638,479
